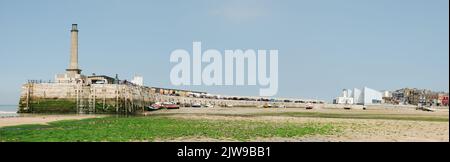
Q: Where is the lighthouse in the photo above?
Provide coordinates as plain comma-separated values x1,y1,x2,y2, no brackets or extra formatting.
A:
55,24,85,83
66,24,81,75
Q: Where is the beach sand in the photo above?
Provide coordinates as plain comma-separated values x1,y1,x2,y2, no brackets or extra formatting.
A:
148,107,449,142
0,114,104,128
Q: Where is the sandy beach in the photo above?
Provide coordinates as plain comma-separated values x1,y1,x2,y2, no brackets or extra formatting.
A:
0,114,104,128
147,107,449,142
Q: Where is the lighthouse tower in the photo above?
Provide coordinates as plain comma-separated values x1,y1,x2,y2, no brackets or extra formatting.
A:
55,24,85,83
66,24,81,75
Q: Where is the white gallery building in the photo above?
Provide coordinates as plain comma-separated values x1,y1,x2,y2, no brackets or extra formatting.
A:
334,87,383,105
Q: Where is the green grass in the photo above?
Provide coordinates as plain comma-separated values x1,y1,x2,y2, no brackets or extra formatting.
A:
251,112,449,122
0,116,336,142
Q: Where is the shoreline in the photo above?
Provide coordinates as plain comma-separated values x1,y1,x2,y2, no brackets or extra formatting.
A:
0,114,105,128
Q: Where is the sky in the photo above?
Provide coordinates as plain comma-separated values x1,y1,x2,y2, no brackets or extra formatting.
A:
0,0,448,104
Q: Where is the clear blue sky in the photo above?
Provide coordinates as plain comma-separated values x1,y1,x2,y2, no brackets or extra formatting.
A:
0,0,448,104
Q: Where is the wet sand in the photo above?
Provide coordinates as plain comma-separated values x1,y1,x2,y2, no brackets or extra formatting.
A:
0,114,104,128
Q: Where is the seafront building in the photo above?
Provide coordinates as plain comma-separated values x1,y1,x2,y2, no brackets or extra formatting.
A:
388,88,448,106
334,87,449,107
333,87,382,105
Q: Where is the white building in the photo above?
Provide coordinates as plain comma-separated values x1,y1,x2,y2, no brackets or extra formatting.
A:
353,88,362,104
334,89,354,104
382,90,392,98
362,87,382,105
334,87,382,105
131,75,143,86
334,96,354,104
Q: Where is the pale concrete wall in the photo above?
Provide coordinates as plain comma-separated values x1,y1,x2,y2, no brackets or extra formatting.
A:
353,88,362,104
153,95,322,108
20,83,155,100
363,87,382,105
20,83,79,99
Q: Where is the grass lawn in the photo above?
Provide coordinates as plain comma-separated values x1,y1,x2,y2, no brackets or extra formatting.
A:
0,116,336,142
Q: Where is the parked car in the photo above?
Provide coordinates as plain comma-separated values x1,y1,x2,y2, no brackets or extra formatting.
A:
305,103,314,109
191,103,202,108
263,103,272,108
344,104,351,110
204,103,214,108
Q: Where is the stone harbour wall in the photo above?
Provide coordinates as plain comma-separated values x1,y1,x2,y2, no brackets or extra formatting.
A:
18,83,155,114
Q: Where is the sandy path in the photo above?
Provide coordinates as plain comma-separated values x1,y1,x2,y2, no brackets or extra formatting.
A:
0,115,104,128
